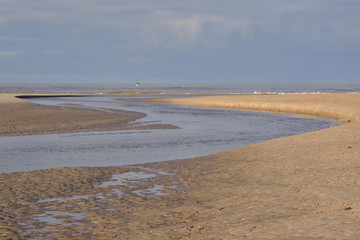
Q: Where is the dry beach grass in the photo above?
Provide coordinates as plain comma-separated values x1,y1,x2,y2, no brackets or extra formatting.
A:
1,93,360,239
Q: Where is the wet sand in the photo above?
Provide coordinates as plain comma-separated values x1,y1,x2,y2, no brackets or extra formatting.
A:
1,93,360,239
0,94,177,137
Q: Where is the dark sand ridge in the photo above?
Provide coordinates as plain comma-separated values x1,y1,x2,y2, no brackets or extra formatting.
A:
1,93,360,239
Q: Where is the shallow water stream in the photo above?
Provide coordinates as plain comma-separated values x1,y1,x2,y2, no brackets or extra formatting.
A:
0,96,338,173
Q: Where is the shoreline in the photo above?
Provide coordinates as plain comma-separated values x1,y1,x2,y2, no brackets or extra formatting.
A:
1,93,360,239
0,94,178,137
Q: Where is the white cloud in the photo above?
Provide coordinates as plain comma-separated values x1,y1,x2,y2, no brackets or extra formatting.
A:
0,17,6,26
169,18,202,44
0,50,23,58
0,0,359,51
43,50,60,56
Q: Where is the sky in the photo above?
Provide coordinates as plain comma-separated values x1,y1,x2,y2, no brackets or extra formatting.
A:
0,0,359,85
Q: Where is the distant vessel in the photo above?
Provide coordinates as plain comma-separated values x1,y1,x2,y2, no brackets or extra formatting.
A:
136,82,140,87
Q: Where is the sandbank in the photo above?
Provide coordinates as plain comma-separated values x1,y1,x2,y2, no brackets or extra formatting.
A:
1,93,360,239
0,94,177,137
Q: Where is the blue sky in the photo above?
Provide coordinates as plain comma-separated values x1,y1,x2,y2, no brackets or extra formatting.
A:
0,0,359,84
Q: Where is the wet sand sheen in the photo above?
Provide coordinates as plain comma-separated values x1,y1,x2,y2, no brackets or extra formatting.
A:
1,93,360,239
0,94,178,137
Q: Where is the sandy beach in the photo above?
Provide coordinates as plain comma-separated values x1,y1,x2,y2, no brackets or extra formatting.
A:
0,94,178,137
1,93,360,239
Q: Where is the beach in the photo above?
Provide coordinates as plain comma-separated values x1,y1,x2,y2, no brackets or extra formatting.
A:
1,93,360,239
0,94,178,137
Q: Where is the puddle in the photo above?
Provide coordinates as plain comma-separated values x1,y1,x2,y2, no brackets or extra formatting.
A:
24,168,175,237
20,210,85,237
110,189,123,198
139,167,173,176
96,193,106,200
97,171,157,187
37,170,164,204
132,184,168,197
32,211,84,227
97,170,175,197
96,171,171,197
106,206,118,211
37,195,89,203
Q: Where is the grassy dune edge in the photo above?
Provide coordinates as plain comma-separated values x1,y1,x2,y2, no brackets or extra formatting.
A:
148,93,360,123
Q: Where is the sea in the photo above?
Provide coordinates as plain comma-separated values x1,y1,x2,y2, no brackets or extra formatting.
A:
1,82,356,173
1,82,360,94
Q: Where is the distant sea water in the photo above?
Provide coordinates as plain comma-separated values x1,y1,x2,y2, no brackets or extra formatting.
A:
1,82,360,94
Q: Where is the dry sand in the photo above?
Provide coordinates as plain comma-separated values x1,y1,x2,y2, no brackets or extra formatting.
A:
1,93,360,239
